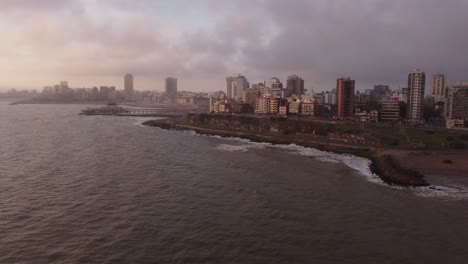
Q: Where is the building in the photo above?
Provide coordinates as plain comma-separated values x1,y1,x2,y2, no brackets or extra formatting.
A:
430,74,446,102
400,88,409,103
336,77,355,119
373,85,390,102
445,81,468,129
325,89,337,105
254,97,270,114
380,96,400,123
243,88,260,105
279,105,288,116
226,77,235,99
407,69,426,123
314,92,326,105
124,74,134,99
165,77,178,97
226,75,249,100
300,101,314,116
268,97,281,114
286,75,305,96
289,101,300,115
264,77,283,89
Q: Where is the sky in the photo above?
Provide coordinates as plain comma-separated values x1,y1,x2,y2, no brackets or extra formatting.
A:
0,0,467,92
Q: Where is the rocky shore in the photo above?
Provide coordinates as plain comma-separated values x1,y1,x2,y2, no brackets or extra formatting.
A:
143,119,430,187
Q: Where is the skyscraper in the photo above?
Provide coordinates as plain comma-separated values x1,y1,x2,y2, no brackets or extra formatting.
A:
226,75,249,100
336,77,355,119
124,74,134,99
430,74,446,102
407,69,426,123
165,77,178,97
264,77,283,89
226,76,235,99
286,75,305,96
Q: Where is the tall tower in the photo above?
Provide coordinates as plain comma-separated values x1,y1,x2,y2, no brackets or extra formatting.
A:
226,75,249,100
124,74,134,99
336,78,355,119
430,74,446,102
407,69,426,123
286,75,305,96
226,77,235,99
165,77,178,97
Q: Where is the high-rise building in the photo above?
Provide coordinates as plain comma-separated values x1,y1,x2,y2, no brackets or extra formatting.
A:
165,77,178,97
243,88,260,105
336,78,355,119
407,69,426,123
430,74,446,102
124,74,134,99
226,77,235,99
372,84,390,102
264,77,283,89
445,81,468,129
286,75,305,96
226,75,249,100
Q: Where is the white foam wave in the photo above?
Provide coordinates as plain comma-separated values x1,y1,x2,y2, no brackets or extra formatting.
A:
413,185,468,200
216,144,250,152
183,130,468,200
216,142,268,153
274,144,385,185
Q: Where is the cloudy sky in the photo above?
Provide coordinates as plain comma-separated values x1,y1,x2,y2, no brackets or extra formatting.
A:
1,0,467,92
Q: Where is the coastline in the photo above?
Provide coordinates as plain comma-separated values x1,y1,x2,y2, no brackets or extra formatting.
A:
142,119,432,187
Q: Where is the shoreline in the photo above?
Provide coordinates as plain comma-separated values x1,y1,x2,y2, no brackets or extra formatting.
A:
142,119,431,188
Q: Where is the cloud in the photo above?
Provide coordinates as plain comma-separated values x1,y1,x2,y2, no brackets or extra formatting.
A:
0,0,467,91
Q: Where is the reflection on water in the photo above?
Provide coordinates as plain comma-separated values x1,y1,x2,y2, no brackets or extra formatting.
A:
0,102,467,264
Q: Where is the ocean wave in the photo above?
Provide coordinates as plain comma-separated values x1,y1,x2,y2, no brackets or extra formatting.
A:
167,129,468,201
412,185,468,201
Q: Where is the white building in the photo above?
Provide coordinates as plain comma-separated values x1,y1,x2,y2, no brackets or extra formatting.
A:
430,74,446,102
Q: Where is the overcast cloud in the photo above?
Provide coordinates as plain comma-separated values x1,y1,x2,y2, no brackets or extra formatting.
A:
0,0,467,91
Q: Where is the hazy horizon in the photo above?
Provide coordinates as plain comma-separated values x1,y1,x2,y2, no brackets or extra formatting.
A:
1,0,467,92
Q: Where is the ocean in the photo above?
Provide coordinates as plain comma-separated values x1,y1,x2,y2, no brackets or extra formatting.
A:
1,101,467,263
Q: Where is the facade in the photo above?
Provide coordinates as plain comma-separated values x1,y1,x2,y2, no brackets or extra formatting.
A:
300,101,314,116
289,101,300,115
380,96,400,123
286,75,305,96
268,97,281,114
254,97,269,114
226,77,235,99
165,77,178,97
124,74,134,99
373,85,390,102
314,92,326,105
336,78,355,119
243,88,260,105
279,105,288,116
264,77,283,89
407,69,426,123
325,89,337,105
430,74,446,102
445,81,468,129
226,75,249,100
400,88,409,103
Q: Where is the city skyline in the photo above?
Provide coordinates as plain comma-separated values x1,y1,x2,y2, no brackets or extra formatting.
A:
1,0,468,91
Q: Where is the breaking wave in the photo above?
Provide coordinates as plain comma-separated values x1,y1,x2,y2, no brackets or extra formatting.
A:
210,135,468,200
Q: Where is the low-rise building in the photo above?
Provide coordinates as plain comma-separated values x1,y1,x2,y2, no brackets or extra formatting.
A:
300,101,314,116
